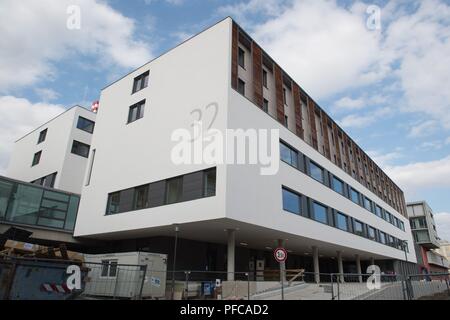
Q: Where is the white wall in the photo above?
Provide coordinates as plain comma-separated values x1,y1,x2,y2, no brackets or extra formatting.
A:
226,90,417,262
6,106,95,194
74,18,233,237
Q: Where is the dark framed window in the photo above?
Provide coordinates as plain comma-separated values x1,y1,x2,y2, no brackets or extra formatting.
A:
31,172,57,188
77,116,95,133
385,211,393,224
282,188,301,215
262,69,268,88
350,188,360,205
106,192,120,215
313,202,328,224
71,140,90,158
368,226,376,240
132,71,149,94
283,88,287,105
101,260,118,278
379,231,387,244
353,220,364,237
32,151,42,166
280,142,298,168
128,100,145,123
263,99,269,112
238,78,245,95
203,168,216,197
284,115,288,127
133,185,149,210
38,129,47,144
238,47,245,68
166,177,183,204
310,161,324,183
375,205,382,218
399,220,405,231
336,212,348,231
332,176,344,195
364,197,372,211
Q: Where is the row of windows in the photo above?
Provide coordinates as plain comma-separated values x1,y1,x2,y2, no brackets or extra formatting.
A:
280,141,406,232
282,187,408,252
106,168,216,215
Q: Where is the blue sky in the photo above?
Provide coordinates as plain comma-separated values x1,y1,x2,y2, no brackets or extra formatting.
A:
0,0,449,238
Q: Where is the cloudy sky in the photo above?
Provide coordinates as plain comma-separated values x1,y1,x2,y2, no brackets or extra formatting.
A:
0,0,449,240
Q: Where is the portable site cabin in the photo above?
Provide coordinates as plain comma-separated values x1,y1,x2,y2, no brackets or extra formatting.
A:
83,252,167,299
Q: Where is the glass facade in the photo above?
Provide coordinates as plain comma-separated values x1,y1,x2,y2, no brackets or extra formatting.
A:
332,176,344,195
310,162,324,183
0,176,79,231
282,188,301,215
336,212,348,231
313,202,328,224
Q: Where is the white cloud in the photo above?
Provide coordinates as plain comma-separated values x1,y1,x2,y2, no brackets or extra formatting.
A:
34,88,60,102
408,120,439,138
445,137,450,145
339,107,392,129
334,97,365,111
384,156,450,196
0,96,66,174
0,0,153,93
367,150,403,168
435,212,450,242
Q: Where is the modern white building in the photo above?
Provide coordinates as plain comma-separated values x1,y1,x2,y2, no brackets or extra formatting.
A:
73,17,416,279
6,106,96,194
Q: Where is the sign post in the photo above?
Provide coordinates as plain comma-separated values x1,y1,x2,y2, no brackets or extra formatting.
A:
274,247,287,300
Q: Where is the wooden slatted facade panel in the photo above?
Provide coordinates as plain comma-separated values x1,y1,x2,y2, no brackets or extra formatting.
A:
332,123,342,167
252,42,263,108
308,98,319,150
343,134,352,175
321,112,331,160
274,64,285,124
231,22,239,90
292,83,304,139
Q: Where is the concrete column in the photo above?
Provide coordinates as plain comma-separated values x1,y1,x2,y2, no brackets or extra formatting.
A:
313,246,320,283
227,229,235,281
355,254,362,283
337,251,344,283
278,239,287,283
370,257,375,266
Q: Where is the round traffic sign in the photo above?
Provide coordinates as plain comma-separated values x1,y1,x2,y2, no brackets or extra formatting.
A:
274,247,287,263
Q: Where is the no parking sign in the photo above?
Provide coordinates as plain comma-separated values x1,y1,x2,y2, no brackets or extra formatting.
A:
274,247,287,263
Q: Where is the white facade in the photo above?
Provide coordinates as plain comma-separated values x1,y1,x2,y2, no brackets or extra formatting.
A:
6,106,96,194
73,18,416,266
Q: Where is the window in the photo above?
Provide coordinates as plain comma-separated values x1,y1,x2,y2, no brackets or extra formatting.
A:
132,71,149,93
76,116,95,134
282,188,301,215
313,202,328,224
32,151,42,166
166,177,183,204
310,162,324,183
364,197,372,211
238,47,245,68
133,185,149,210
31,172,57,188
375,205,382,218
238,78,245,95
71,140,90,158
368,226,376,240
379,231,387,244
332,176,344,195
38,129,47,144
388,235,396,247
128,100,145,123
106,192,120,215
101,260,118,278
262,69,268,88
385,211,393,224
283,88,287,105
280,142,298,168
336,212,348,231
414,230,430,242
394,217,400,228
350,188,360,205
284,115,288,127
263,99,269,113
399,220,405,231
353,220,364,237
203,168,216,197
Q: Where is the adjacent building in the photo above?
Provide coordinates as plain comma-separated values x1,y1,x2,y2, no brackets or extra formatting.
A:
436,240,450,272
407,201,449,274
6,106,96,194
71,17,416,279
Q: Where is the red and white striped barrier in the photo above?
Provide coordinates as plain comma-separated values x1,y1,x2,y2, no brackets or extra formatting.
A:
41,283,72,294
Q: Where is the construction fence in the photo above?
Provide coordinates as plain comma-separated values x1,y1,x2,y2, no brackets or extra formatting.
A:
1,257,449,300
